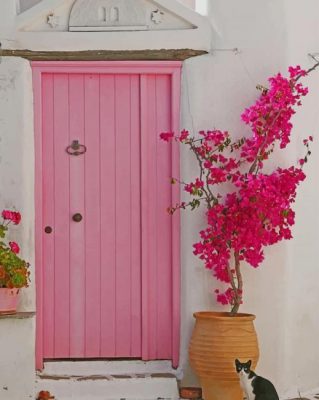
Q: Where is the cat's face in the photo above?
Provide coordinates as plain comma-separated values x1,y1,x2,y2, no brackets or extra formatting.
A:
235,359,252,377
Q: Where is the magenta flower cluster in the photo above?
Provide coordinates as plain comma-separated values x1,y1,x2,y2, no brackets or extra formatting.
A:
160,65,313,313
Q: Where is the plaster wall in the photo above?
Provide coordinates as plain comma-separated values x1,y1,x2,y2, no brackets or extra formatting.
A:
0,57,35,399
19,0,42,12
179,0,319,397
0,317,35,400
179,0,196,9
0,1,319,399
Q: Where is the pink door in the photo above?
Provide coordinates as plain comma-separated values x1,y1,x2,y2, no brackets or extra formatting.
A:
33,62,181,369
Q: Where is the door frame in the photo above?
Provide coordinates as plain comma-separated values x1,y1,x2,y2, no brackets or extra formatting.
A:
32,61,181,370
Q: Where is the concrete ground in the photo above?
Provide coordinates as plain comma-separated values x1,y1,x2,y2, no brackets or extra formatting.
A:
286,397,319,400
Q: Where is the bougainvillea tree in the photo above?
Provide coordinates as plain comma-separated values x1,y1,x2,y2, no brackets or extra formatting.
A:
161,63,318,314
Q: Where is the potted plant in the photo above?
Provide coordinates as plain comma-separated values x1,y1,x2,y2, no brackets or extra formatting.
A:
0,209,30,314
160,64,318,400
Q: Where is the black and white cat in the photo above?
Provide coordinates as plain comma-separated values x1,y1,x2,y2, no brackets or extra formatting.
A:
235,359,279,400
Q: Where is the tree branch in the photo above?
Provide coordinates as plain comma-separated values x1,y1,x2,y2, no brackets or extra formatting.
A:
230,251,243,314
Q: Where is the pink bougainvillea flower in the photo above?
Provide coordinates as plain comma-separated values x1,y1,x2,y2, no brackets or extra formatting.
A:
179,129,189,142
217,293,229,305
161,64,316,313
160,132,174,142
184,178,204,194
9,241,20,254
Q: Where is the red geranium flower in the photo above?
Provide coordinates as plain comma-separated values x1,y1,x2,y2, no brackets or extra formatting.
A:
9,242,20,254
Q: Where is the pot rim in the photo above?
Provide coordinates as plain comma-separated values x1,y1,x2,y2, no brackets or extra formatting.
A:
193,311,256,321
0,288,20,294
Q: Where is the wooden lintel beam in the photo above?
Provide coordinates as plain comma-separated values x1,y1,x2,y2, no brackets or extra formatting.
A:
0,48,207,61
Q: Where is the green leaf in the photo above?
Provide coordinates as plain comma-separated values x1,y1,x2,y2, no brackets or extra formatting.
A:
0,225,7,239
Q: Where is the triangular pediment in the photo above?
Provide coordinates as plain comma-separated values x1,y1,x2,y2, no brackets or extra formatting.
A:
12,0,211,52
17,0,203,32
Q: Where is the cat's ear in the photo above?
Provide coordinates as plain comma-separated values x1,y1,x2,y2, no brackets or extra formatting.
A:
247,360,252,368
235,359,240,365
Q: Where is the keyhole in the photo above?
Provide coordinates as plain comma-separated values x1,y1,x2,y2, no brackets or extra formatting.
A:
98,6,107,22
110,7,119,22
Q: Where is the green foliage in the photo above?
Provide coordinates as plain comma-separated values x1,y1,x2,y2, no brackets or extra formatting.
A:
0,222,30,289
0,225,7,238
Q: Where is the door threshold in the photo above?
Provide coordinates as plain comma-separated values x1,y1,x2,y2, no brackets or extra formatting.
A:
35,373,179,400
39,360,181,378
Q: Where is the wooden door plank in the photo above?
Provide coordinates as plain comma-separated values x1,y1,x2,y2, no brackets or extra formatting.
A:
141,75,158,360
84,74,102,357
42,73,55,359
114,75,133,357
69,74,86,358
155,75,173,359
33,67,45,370
129,75,142,357
99,74,116,357
171,68,182,368
53,74,71,358
141,71,181,362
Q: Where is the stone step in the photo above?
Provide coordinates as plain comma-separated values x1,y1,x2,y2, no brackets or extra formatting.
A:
41,360,180,378
35,373,179,400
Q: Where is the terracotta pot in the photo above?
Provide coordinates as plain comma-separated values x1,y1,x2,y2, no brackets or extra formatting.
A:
180,387,202,399
189,312,259,400
0,288,19,315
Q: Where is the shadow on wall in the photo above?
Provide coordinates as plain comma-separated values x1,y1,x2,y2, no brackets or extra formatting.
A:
19,0,44,12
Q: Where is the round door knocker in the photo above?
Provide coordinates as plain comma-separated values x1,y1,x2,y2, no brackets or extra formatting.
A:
66,140,87,156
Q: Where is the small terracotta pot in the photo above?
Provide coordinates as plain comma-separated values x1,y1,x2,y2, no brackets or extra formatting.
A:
0,288,19,315
180,387,202,399
189,312,259,400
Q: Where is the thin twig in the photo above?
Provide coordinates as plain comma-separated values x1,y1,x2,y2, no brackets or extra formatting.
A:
189,141,217,207
249,110,283,174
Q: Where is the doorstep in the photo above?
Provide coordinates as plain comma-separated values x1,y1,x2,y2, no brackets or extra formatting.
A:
36,361,180,400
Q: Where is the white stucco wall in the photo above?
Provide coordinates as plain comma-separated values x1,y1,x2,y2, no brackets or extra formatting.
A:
0,1,319,399
0,57,35,400
0,317,35,400
180,1,319,398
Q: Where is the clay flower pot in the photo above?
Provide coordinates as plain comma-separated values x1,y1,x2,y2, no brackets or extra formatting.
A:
0,288,19,314
189,312,259,400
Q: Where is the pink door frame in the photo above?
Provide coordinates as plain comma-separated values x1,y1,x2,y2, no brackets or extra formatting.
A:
32,61,182,370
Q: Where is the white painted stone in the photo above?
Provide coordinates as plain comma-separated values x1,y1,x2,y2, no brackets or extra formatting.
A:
47,13,60,28
151,9,164,25
10,0,211,50
42,360,181,377
69,0,147,31
0,316,35,400
35,375,179,400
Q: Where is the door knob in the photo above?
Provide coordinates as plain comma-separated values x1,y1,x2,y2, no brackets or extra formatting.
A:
72,213,83,222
